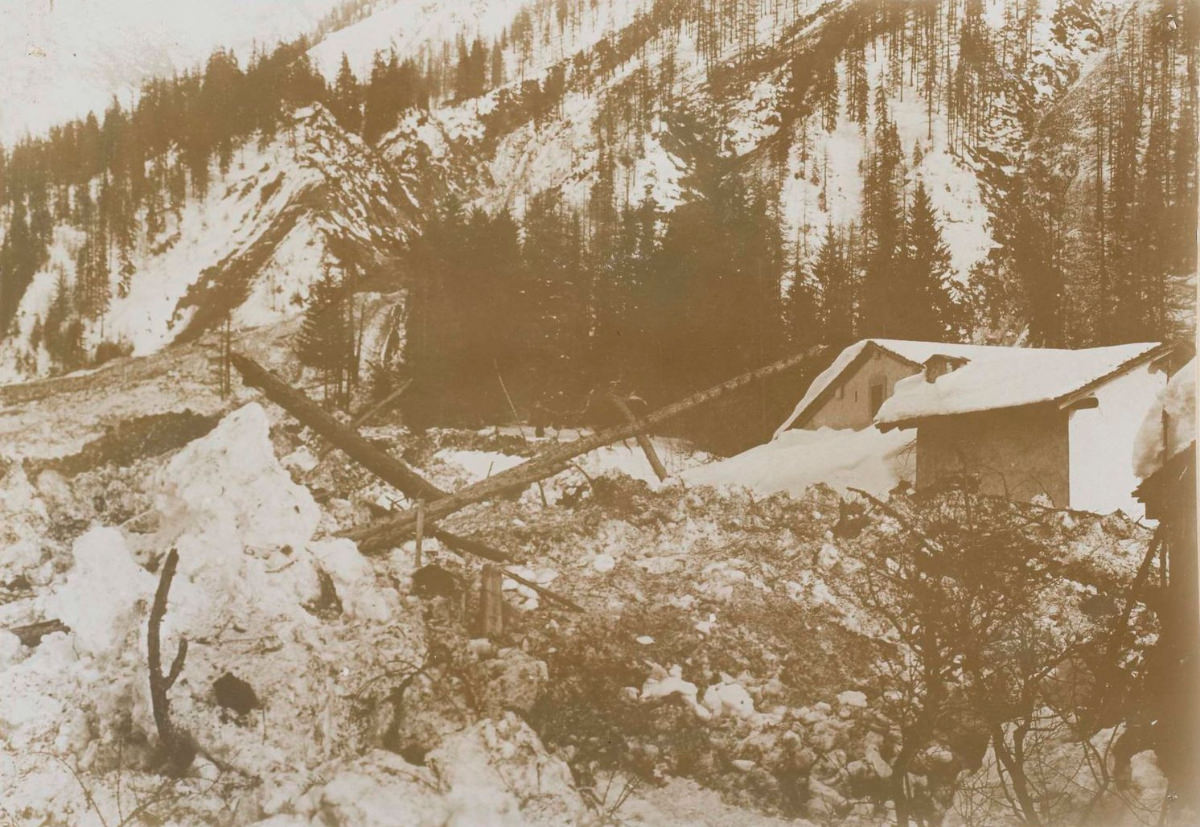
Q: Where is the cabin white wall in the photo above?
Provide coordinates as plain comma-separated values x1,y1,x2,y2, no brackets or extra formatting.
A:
1068,362,1166,518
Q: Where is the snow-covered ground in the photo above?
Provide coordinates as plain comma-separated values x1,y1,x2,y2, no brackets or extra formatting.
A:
684,427,915,499
0,323,1171,825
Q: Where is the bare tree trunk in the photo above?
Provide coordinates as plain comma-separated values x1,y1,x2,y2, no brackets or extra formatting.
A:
990,725,1042,825
148,548,193,776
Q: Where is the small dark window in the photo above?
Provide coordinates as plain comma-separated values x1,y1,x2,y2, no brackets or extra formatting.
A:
869,381,886,415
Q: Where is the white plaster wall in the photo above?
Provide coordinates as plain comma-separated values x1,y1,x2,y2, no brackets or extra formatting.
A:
1068,362,1167,518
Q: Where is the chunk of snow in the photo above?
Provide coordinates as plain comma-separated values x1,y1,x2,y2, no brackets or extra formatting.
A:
43,527,154,657
684,427,914,499
837,690,868,708
640,665,710,719
156,403,320,553
1134,358,1196,480
702,682,756,719
309,538,393,622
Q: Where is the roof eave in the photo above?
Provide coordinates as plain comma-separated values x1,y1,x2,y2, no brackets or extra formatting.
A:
1054,343,1174,410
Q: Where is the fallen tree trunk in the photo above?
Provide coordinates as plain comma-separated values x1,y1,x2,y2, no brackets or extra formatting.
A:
231,352,510,566
608,392,667,482
232,353,445,502
348,345,831,552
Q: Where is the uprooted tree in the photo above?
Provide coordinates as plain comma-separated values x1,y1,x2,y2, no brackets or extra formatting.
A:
340,343,834,552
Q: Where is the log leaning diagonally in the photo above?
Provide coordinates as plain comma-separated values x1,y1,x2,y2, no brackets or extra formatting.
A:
230,352,582,611
231,352,445,502
608,391,668,482
346,344,832,553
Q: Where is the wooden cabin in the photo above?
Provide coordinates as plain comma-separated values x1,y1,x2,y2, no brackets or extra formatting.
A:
864,341,1172,516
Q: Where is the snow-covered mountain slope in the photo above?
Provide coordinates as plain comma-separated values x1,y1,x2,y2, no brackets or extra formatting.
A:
0,105,414,382
378,0,1130,281
0,0,1181,386
0,0,350,143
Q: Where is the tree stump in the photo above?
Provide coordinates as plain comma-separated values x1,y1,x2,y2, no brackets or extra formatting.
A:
477,564,504,639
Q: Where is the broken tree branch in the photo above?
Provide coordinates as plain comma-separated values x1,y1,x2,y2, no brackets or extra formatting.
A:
496,566,584,612
148,548,193,776
347,345,831,552
608,391,667,482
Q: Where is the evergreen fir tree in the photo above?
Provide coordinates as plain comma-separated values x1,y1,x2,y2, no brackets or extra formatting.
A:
297,268,354,407
893,181,961,339
332,54,362,132
810,222,856,343
858,87,904,337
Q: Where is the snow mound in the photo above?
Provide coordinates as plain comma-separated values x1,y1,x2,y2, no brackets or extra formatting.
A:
156,402,320,553
296,713,585,826
1133,357,1196,480
684,427,915,499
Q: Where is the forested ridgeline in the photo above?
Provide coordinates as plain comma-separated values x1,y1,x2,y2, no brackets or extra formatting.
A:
0,0,1195,393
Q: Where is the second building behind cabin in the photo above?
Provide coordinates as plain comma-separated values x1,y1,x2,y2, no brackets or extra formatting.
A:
774,339,1005,434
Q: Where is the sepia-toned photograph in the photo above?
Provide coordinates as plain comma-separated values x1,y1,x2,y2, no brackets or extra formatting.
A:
0,0,1196,823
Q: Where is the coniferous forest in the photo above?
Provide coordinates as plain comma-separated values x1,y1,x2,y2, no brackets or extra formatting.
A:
0,0,1195,427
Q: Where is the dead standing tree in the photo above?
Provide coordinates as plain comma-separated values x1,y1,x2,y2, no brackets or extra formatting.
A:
147,548,195,776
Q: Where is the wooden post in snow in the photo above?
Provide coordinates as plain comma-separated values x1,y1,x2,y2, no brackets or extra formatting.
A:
346,345,832,552
148,548,193,776
608,391,668,482
478,564,504,638
414,500,425,568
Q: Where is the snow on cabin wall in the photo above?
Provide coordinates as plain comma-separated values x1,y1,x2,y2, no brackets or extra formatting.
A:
1069,361,1165,519
803,349,922,431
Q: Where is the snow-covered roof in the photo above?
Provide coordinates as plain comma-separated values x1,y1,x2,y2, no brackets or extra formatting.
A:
1133,357,1196,481
876,342,1166,429
773,339,1035,437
